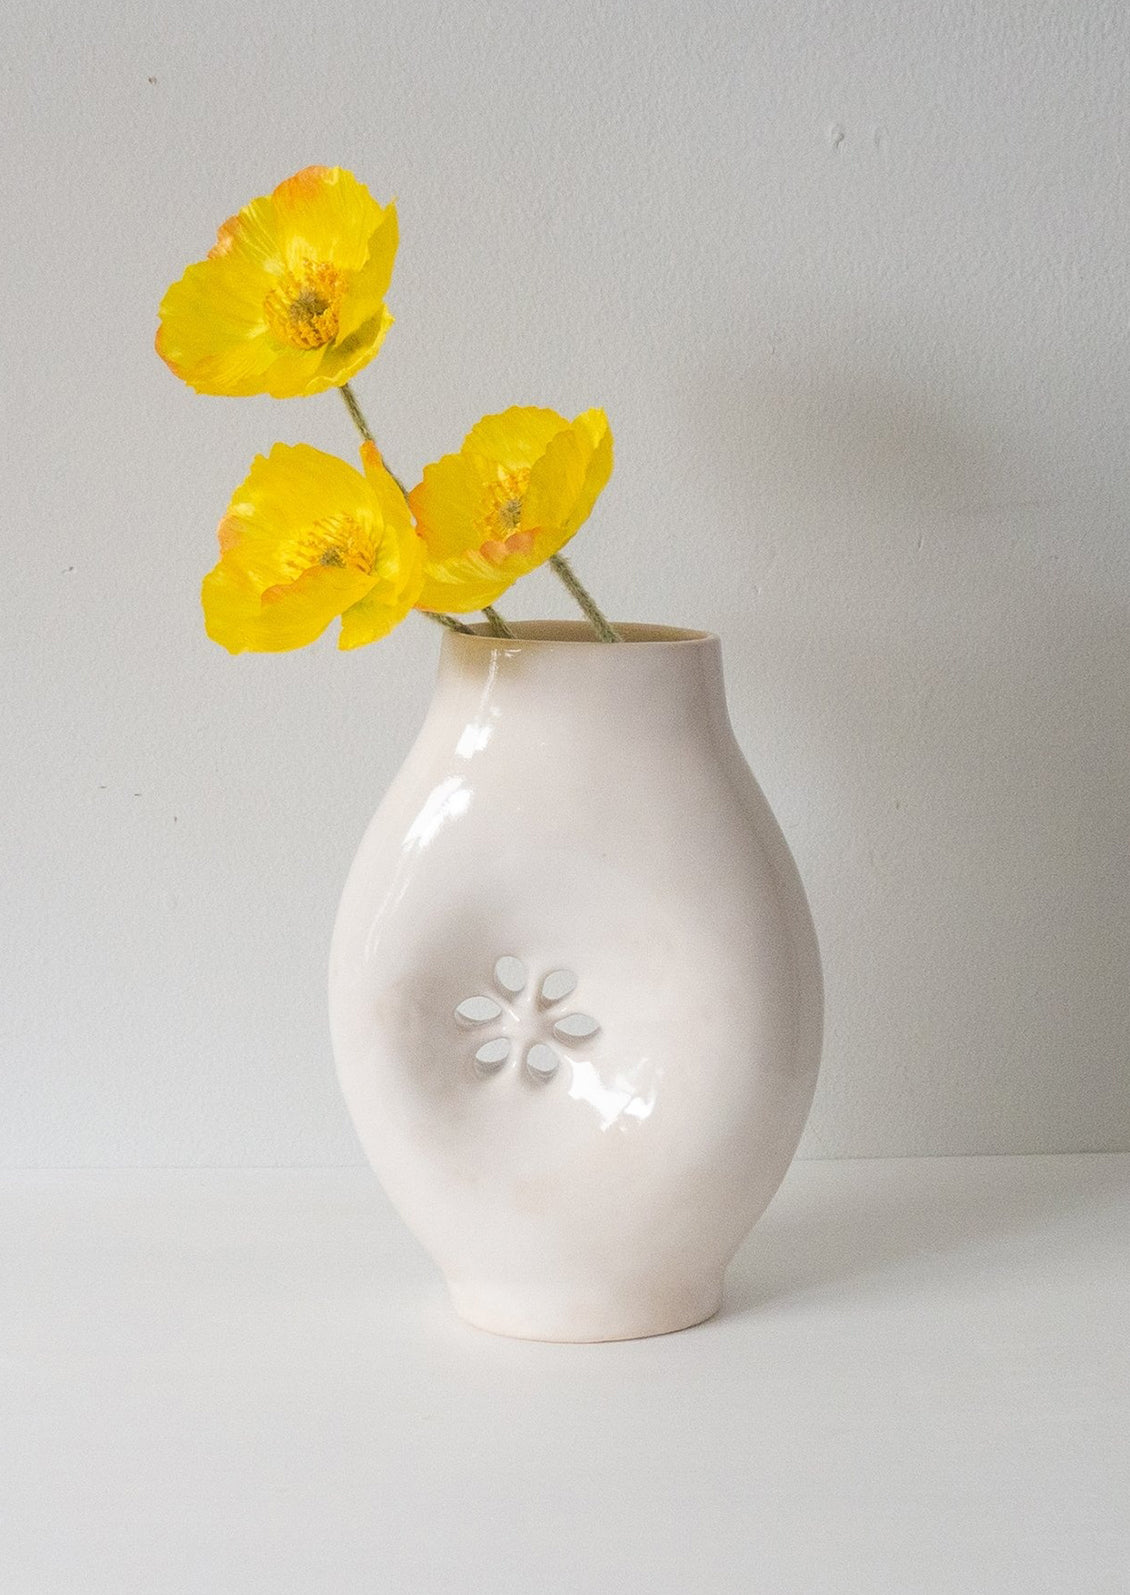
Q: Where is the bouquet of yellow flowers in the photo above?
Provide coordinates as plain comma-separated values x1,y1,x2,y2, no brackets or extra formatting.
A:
158,169,826,1347
156,165,619,650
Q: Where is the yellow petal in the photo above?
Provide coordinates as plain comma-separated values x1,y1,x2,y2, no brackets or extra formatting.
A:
416,554,516,614
203,559,371,653
225,442,375,551
462,407,570,474
336,205,399,343
408,450,483,561
339,526,423,647
359,439,409,526
272,166,388,273
341,445,424,647
156,256,274,397
522,408,613,540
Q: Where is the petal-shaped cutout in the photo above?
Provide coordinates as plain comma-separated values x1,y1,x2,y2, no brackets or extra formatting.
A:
526,1043,560,1079
494,956,527,994
474,1037,511,1074
553,1012,600,1042
539,969,577,1005
455,996,502,1024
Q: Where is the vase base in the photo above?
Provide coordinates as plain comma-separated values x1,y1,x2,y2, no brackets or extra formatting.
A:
447,1276,725,1343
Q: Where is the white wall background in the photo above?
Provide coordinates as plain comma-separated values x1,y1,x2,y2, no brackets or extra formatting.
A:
2,0,1127,1166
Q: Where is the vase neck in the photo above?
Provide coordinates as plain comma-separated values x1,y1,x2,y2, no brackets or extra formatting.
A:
431,624,732,740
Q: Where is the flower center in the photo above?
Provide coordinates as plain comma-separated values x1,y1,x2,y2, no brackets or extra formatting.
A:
263,260,349,350
497,495,522,531
263,514,375,599
479,468,535,564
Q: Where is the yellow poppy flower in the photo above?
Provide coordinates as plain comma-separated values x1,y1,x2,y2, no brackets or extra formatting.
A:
156,166,398,398
409,407,613,613
202,441,423,652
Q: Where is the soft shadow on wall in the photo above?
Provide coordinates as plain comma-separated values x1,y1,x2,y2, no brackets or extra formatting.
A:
694,363,1130,1157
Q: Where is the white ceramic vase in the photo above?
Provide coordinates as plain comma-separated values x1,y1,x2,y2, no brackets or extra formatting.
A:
329,622,823,1342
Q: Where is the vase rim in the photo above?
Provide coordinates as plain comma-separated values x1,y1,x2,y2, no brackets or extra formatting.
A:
445,620,718,647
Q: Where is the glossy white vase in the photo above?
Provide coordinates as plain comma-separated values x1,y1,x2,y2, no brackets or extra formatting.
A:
329,622,823,1341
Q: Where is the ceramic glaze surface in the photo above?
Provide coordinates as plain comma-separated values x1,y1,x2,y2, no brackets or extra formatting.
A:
329,623,823,1341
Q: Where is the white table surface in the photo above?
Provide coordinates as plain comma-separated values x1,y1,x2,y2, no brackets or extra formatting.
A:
2,1155,1127,1595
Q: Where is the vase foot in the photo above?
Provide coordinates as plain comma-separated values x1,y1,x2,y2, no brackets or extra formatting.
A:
447,1276,725,1343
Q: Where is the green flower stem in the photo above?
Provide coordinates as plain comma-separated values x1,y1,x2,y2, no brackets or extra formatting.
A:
337,381,408,495
336,382,476,637
421,610,476,635
339,381,374,444
482,606,516,639
549,553,621,642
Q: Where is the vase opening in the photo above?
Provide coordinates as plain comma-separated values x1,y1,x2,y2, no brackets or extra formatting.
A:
455,620,716,645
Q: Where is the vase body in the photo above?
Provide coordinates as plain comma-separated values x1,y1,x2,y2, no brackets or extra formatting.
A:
329,622,822,1341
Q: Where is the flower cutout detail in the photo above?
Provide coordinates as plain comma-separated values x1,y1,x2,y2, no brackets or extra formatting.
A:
202,441,423,652
410,407,613,613
454,957,600,1082
156,165,398,397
